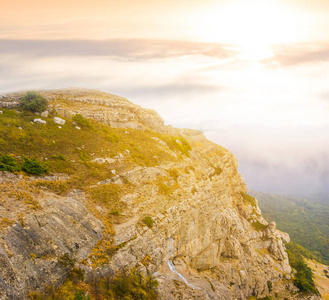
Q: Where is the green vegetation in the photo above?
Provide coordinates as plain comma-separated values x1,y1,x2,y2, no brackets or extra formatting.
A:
0,105,193,298
0,108,188,185
267,281,272,293
0,154,20,172
241,192,257,208
88,184,125,209
160,135,192,157
252,191,329,264
0,153,48,175
285,242,319,294
142,216,154,228
28,267,158,300
248,296,272,300
72,114,93,129
20,91,48,112
251,221,268,231
22,157,49,175
58,253,76,268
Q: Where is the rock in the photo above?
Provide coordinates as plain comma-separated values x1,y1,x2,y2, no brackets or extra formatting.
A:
33,118,46,124
75,126,81,130
0,89,312,300
53,117,65,125
0,179,103,299
41,111,49,118
91,157,116,164
0,111,2,114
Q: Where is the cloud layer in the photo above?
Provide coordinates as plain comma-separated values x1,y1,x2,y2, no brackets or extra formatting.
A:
0,39,328,195
0,39,237,60
265,43,329,66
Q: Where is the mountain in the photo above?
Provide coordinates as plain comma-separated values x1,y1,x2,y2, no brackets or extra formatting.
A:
0,88,322,299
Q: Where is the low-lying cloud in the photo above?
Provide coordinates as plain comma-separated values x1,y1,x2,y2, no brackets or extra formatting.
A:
0,39,328,196
0,39,237,60
264,43,329,66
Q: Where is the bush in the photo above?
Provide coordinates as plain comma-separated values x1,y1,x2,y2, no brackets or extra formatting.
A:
286,242,319,294
20,91,48,112
22,157,48,175
267,281,272,293
142,216,154,228
72,114,93,129
0,154,20,172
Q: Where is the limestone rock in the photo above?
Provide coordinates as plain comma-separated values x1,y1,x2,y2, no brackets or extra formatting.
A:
0,89,319,300
33,118,46,124
40,110,49,117
53,117,65,125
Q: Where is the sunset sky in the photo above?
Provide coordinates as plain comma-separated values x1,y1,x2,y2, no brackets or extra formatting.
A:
1,0,329,194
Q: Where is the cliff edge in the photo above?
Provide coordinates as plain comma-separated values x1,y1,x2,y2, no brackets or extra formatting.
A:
0,89,321,299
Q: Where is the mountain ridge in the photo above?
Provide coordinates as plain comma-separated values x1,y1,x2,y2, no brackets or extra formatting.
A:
0,88,322,299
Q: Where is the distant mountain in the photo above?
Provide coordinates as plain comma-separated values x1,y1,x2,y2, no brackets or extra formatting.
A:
301,193,329,206
251,191,329,264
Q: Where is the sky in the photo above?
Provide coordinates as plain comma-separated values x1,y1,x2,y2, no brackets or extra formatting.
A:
1,0,329,194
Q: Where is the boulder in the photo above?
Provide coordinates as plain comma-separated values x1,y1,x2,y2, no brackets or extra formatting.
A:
33,118,46,124
53,117,65,125
41,111,49,118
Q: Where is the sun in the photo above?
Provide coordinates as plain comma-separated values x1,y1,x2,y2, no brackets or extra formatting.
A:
191,0,299,60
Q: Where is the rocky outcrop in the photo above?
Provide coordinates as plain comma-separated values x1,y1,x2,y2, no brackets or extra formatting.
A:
104,147,296,299
0,89,322,299
0,174,103,299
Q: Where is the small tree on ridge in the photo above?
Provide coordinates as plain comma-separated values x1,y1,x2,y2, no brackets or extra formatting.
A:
20,91,48,112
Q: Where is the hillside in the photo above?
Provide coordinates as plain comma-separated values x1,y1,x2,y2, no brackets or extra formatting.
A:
251,191,329,264
0,89,322,299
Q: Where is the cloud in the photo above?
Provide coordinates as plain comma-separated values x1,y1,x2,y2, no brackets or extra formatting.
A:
0,39,237,61
264,43,329,66
236,155,329,194
114,82,222,99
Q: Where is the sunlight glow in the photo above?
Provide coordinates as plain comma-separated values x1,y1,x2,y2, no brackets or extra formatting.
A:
192,0,299,60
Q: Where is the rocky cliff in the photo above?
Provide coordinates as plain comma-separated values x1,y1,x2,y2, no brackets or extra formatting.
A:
0,89,322,299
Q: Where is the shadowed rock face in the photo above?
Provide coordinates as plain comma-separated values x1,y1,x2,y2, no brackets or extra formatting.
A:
0,89,322,299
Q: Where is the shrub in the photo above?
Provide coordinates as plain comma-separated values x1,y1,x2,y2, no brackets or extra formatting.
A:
72,114,93,129
22,157,48,175
20,91,48,112
251,221,268,231
50,154,67,161
0,154,20,172
164,136,192,156
142,216,154,228
267,281,272,293
58,253,76,268
241,192,257,207
286,242,319,294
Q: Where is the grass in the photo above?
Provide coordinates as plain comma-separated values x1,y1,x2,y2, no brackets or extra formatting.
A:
0,106,192,284
251,221,268,231
241,192,257,208
156,176,178,196
0,108,187,189
142,216,154,228
87,183,125,210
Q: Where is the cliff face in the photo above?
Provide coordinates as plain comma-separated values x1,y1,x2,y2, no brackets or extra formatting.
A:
0,89,321,299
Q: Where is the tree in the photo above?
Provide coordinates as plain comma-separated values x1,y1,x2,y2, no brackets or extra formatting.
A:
20,91,48,112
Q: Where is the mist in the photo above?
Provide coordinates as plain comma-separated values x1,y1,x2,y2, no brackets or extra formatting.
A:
1,38,328,194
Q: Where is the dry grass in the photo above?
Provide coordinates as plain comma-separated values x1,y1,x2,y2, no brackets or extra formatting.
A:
306,259,329,300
